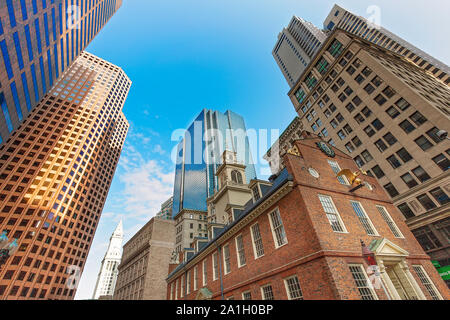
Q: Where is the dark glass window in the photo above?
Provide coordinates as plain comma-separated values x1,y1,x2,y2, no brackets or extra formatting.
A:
409,111,427,126
382,86,396,98
412,166,431,182
361,106,372,117
401,173,418,188
372,165,385,178
352,136,362,147
371,119,384,130
429,187,449,205
417,194,437,210
399,119,415,133
397,203,415,219
386,106,400,119
432,154,450,171
374,94,387,106
364,126,376,137
396,148,412,163
383,132,397,146
387,155,401,169
354,156,365,167
361,150,373,162
384,183,399,197
415,135,433,151
395,98,410,111
375,139,388,152
412,226,442,251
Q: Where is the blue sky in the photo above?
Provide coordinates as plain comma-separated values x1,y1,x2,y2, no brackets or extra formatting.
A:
74,0,450,299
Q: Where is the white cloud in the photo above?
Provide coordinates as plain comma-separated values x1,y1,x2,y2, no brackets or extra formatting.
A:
152,144,165,155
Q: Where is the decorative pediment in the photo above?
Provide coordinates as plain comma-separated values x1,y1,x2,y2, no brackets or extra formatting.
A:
369,238,409,257
195,287,213,300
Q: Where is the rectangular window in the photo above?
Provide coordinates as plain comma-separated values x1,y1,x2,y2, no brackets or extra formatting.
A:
235,235,246,267
412,265,442,300
269,209,287,247
13,32,24,71
350,201,378,235
20,73,32,111
186,271,191,295
202,259,207,286
348,264,378,300
242,291,252,300
212,252,219,281
193,266,198,291
10,82,23,121
0,40,14,79
284,276,304,300
251,223,264,258
415,135,433,151
180,275,184,298
35,18,42,54
432,154,450,171
328,39,343,57
6,0,17,28
429,187,449,205
223,244,231,275
0,93,14,132
318,195,346,232
328,160,349,185
261,285,274,300
376,206,403,238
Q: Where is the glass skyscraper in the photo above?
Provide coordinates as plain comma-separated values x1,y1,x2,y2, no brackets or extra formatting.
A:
0,0,123,144
172,109,257,217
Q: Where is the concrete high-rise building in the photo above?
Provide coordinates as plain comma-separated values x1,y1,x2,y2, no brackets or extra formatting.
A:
114,217,175,300
156,197,173,220
92,220,123,299
287,28,450,286
0,0,123,144
272,16,327,87
323,4,450,85
171,109,257,253
0,51,131,300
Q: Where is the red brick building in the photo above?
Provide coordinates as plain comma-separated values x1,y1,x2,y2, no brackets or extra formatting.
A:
166,132,449,300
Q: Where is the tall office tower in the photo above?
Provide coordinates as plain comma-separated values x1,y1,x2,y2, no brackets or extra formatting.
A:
156,197,173,220
272,16,327,87
92,220,123,299
172,109,257,253
0,51,131,300
0,0,123,144
323,4,450,85
287,29,450,286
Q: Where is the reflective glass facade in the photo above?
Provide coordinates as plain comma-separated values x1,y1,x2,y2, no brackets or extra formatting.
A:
172,109,257,217
0,0,123,143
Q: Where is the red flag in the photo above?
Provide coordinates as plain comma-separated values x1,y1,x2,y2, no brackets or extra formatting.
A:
360,240,377,266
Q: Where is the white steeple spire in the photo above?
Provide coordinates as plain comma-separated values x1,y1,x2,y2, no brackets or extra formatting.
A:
92,220,124,299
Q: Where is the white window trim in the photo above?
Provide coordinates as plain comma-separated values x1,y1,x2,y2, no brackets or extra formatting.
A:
180,274,184,298
202,259,207,286
350,201,379,236
260,284,274,300
250,222,265,260
283,275,303,300
193,265,198,291
348,263,379,300
375,205,404,238
175,279,178,300
241,291,252,300
412,265,443,300
328,159,350,185
318,194,348,233
186,271,191,295
222,243,231,275
235,234,246,268
267,207,288,249
212,251,219,281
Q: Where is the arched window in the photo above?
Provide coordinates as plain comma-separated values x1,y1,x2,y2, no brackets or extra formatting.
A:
231,170,243,184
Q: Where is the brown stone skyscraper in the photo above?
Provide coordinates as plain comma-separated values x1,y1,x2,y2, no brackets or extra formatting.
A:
0,51,130,300
287,29,450,286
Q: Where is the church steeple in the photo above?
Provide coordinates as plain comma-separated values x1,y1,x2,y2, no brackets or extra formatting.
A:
112,219,123,239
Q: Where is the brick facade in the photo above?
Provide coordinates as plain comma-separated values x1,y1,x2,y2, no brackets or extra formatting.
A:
166,134,450,300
